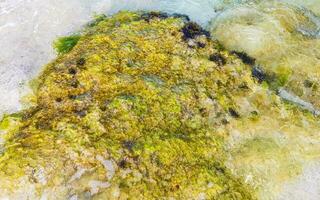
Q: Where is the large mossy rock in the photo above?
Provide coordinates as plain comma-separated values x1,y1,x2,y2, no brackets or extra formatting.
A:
0,11,257,200
1,11,319,200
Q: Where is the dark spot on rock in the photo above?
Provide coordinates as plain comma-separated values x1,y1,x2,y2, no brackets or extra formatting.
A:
100,105,107,112
197,42,206,48
115,21,121,27
239,82,249,89
122,140,135,151
70,80,79,88
56,98,62,102
21,107,40,121
181,22,210,40
228,108,240,118
68,68,77,75
75,110,87,118
171,13,190,22
170,184,181,192
132,155,139,163
209,53,226,66
199,108,207,117
35,120,51,130
171,31,177,36
252,66,267,83
99,100,111,112
141,11,169,22
69,95,77,100
118,159,128,169
13,132,29,140
76,58,86,66
251,111,258,115
231,51,255,65
221,119,229,125
304,80,314,88
126,59,135,68
213,162,226,174
215,165,225,174
216,80,223,87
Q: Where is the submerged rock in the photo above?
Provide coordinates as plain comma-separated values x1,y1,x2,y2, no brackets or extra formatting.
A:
0,11,320,200
209,0,320,110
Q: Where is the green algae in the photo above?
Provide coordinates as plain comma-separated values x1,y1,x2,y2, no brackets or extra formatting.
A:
0,11,257,199
1,10,319,200
53,35,81,54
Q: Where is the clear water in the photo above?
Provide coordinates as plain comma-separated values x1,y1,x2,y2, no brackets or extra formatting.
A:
0,0,319,199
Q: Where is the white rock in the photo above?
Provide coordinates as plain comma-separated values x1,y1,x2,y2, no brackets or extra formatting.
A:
88,180,111,195
96,155,115,180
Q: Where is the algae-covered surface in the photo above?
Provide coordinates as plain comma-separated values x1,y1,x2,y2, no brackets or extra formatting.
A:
0,11,320,200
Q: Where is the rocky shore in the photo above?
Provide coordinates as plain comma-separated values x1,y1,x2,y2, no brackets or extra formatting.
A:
0,11,320,200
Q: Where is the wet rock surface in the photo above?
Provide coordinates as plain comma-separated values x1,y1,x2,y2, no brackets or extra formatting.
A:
0,11,256,200
0,10,320,200
209,0,320,110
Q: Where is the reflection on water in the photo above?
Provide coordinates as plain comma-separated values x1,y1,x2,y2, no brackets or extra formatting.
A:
0,0,320,199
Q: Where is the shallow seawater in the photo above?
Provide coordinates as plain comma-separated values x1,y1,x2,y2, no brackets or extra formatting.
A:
0,0,320,199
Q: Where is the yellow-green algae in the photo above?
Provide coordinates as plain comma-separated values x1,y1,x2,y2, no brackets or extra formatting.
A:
0,11,320,200
0,11,256,199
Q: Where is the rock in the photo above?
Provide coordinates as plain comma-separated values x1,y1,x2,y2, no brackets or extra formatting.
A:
2,11,319,200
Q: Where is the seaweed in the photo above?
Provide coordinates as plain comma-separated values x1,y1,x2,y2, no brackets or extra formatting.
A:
209,53,226,66
141,11,169,22
171,13,190,22
228,108,240,118
231,51,256,65
181,22,211,39
53,35,81,54
251,66,267,83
